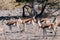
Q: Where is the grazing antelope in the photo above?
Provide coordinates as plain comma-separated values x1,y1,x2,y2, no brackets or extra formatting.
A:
37,17,57,39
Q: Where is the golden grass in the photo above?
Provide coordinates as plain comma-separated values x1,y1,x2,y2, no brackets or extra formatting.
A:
0,2,25,10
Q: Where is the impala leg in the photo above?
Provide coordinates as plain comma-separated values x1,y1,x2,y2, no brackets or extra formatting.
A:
32,20,36,26
52,24,57,36
24,23,26,33
20,23,26,33
2,20,7,40
53,26,57,37
51,26,57,40
3,27,7,40
16,22,21,32
9,26,12,34
43,28,47,39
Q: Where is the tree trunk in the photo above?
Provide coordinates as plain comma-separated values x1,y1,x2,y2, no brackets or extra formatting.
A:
22,5,32,17
35,1,48,18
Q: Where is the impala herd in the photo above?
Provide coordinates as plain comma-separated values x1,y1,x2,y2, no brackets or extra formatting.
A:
0,16,60,39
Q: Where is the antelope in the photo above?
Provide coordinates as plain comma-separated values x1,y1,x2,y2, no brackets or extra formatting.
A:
4,19,18,34
5,17,36,33
37,17,57,39
6,20,17,26
16,17,36,32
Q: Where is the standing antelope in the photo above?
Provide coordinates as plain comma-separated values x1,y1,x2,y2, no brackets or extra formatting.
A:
5,17,36,33
37,17,57,39
16,17,36,32
5,19,17,34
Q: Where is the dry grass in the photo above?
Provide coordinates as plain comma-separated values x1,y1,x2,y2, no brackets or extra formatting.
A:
0,0,24,10
0,0,60,10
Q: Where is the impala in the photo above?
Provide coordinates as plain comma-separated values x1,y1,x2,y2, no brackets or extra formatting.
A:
37,17,57,39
